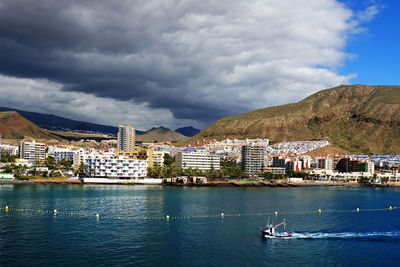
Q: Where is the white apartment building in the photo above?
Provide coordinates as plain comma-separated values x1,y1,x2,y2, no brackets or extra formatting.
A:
175,152,220,170
73,151,113,170
152,151,165,167
0,144,18,155
367,161,375,174
206,138,270,157
85,156,147,179
54,148,84,162
19,141,46,162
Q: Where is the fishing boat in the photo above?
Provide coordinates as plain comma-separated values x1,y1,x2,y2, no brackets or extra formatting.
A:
261,219,292,238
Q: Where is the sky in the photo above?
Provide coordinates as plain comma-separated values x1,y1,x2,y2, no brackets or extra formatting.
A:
0,0,397,130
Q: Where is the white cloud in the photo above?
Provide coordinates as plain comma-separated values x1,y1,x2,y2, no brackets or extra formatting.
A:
356,5,381,23
0,0,379,128
0,74,197,130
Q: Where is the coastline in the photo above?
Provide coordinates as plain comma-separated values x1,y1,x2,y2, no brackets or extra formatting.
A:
1,178,400,187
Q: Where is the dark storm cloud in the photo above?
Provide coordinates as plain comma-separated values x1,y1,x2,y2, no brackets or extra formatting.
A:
0,0,376,125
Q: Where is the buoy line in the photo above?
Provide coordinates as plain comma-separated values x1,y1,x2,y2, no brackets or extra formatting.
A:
0,205,398,221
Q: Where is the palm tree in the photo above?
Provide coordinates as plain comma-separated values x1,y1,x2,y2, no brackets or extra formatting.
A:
78,162,86,177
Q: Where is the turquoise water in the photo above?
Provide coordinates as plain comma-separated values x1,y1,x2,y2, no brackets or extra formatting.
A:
1,185,400,266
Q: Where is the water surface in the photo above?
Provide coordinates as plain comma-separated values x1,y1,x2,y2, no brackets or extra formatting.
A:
1,185,400,266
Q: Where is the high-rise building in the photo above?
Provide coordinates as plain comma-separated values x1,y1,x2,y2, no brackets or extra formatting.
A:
117,124,135,151
19,140,46,163
241,145,265,176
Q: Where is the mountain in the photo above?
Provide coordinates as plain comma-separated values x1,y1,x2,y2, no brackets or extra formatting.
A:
192,85,400,154
175,126,201,137
0,111,59,140
136,126,187,142
0,106,146,135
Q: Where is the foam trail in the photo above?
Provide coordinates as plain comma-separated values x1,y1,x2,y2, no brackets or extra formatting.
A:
291,231,400,240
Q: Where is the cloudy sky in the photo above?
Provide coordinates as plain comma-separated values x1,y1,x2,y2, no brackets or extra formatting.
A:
0,0,391,130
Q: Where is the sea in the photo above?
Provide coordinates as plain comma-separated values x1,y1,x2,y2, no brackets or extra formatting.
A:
1,184,400,266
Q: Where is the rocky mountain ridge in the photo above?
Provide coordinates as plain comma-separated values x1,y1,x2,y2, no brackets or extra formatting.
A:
192,85,400,153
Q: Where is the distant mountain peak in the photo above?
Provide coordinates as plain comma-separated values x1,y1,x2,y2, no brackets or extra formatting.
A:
145,126,170,133
136,126,187,142
175,126,201,137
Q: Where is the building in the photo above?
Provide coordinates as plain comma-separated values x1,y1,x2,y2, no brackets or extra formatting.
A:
300,158,311,170
318,157,341,170
371,154,400,168
272,156,286,168
264,167,286,175
335,158,374,173
367,161,375,174
73,152,86,170
0,144,18,156
318,158,326,169
241,145,265,175
117,149,164,168
19,141,46,163
286,160,302,172
175,152,220,170
54,148,82,163
152,151,165,167
117,124,135,151
85,155,147,179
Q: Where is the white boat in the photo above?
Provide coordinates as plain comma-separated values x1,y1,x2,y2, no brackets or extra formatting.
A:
261,219,292,238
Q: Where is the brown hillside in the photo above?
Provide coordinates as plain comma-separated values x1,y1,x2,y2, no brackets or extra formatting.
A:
192,85,400,154
306,144,350,157
0,111,58,140
136,126,187,142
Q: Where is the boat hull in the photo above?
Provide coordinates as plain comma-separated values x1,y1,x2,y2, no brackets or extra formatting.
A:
261,230,292,238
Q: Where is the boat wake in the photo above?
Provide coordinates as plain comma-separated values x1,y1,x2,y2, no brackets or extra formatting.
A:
291,231,400,241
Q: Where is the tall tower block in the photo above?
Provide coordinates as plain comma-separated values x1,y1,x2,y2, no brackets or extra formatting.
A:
117,124,135,151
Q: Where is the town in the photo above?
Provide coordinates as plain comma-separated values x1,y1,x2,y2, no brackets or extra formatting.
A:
1,124,400,186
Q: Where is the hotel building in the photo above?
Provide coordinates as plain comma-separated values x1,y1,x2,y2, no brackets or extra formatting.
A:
241,145,265,175
19,141,46,163
85,155,147,179
117,124,135,151
175,152,220,170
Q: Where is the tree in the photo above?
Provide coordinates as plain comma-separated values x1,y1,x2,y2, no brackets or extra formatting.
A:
4,164,13,173
59,159,73,171
51,171,62,177
78,162,86,177
0,154,16,163
381,177,389,184
163,154,175,166
12,164,26,179
359,176,371,185
220,161,247,180
45,156,56,170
